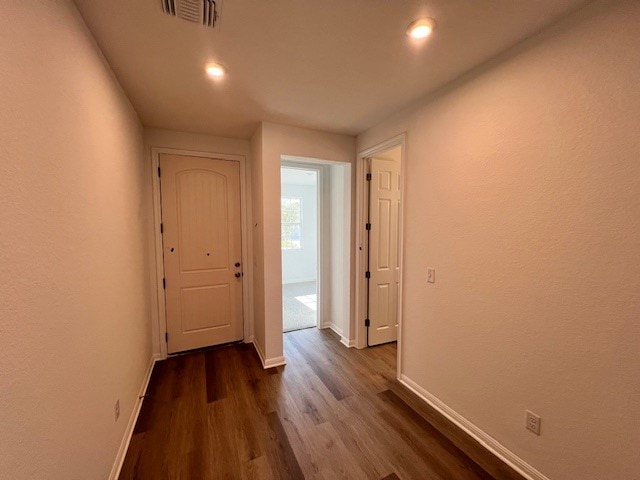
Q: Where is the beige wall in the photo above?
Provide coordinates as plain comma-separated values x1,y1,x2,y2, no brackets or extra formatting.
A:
0,2,152,478
328,164,352,340
250,125,267,358
142,128,252,355
357,1,640,479
144,128,251,157
253,122,355,362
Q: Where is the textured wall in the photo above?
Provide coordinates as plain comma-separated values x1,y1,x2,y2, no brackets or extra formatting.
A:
0,2,151,478
250,125,267,358
357,1,640,478
329,164,351,339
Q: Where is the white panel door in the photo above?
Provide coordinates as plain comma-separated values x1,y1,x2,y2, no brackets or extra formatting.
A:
160,154,243,353
368,157,401,346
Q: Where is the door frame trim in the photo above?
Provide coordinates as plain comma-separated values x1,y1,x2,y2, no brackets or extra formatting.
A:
151,147,253,359
355,134,407,378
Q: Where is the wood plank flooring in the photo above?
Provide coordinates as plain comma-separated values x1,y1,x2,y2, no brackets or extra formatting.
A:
119,328,516,480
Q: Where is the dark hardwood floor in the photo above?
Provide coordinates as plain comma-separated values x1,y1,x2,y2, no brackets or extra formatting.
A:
119,328,517,480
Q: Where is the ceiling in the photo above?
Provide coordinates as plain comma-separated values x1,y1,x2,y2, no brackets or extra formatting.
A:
73,0,590,139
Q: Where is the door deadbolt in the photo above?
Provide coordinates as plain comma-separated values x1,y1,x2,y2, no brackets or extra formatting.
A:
235,262,241,267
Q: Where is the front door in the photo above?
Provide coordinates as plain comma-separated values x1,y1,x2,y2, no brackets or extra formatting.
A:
367,156,401,346
160,154,244,353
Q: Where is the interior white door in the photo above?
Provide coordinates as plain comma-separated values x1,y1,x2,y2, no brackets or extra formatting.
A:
160,154,243,353
367,157,401,346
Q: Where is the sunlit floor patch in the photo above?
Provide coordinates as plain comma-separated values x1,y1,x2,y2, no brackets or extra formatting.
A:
283,281,317,332
294,294,317,311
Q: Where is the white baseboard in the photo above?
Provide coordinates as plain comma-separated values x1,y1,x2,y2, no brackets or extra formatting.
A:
340,336,356,348
252,339,287,369
264,355,286,368
326,323,343,336
399,374,549,480
322,323,354,348
109,354,159,480
252,338,266,365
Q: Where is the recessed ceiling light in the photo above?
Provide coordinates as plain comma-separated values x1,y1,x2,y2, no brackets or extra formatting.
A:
206,63,226,78
406,18,436,39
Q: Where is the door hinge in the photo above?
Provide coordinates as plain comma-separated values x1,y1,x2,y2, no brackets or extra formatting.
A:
365,271,371,279
160,223,163,234
165,332,168,343
365,319,370,327
365,223,371,230
162,278,166,289
158,167,161,177
366,173,372,181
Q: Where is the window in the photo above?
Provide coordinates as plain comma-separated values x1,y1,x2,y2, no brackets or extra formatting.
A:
281,197,302,250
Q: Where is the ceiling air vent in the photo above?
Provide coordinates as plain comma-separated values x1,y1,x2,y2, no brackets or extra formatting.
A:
162,0,219,28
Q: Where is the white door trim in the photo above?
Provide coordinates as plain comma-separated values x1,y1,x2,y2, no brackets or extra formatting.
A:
355,134,407,379
151,147,253,359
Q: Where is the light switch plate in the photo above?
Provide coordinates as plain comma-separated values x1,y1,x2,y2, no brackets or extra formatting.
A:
427,268,435,283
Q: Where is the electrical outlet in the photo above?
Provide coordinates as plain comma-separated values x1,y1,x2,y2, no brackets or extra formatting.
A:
525,410,541,435
427,268,435,283
114,399,120,422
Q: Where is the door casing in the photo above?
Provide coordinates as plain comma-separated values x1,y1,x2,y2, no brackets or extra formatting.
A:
151,148,253,360
355,134,406,377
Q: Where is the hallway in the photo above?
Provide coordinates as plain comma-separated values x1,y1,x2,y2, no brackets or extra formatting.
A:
119,329,501,479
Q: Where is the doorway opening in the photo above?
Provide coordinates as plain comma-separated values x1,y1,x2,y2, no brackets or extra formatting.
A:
280,157,352,344
281,166,319,332
155,152,247,355
356,136,405,356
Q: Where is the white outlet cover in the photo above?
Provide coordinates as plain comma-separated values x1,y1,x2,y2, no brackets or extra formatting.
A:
525,410,541,435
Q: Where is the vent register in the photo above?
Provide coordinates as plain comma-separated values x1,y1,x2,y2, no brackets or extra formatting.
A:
162,0,220,28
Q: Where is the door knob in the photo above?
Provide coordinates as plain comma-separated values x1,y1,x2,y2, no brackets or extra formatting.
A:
235,272,242,278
